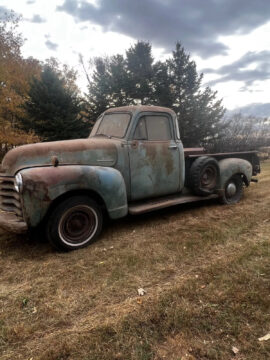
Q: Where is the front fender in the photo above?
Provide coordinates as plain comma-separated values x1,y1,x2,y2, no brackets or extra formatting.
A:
20,165,128,227
218,158,252,189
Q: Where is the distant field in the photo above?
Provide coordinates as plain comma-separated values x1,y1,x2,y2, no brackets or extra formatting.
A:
0,161,269,360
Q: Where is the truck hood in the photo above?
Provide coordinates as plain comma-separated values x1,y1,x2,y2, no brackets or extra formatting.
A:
1,138,118,175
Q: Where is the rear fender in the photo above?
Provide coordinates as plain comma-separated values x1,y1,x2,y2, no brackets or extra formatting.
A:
218,158,252,190
20,165,128,227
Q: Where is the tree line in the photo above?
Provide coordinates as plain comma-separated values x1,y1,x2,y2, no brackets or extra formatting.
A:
0,12,269,158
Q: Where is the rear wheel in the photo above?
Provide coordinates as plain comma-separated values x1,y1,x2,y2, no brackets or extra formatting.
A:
220,175,243,205
189,156,220,196
46,196,103,251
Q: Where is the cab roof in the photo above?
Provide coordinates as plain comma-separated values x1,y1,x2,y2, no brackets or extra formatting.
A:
104,105,176,117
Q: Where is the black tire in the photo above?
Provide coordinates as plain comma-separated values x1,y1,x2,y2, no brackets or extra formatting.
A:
28,223,47,243
189,156,220,196
46,196,103,251
219,174,243,205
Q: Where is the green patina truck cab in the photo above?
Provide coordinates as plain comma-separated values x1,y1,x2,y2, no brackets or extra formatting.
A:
0,106,260,250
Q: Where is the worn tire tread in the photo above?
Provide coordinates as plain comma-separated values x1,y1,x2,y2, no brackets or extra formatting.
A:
189,156,220,196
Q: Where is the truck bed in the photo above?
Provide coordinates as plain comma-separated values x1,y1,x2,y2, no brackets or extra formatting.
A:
184,148,260,176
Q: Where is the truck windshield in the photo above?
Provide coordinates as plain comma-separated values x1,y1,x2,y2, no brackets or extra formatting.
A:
92,113,131,138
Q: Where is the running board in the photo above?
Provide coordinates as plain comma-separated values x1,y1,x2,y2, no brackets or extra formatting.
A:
128,193,218,215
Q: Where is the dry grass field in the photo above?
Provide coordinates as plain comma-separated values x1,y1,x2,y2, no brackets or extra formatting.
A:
0,161,269,360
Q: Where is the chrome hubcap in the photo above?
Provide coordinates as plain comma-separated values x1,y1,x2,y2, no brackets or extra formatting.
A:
226,182,237,197
58,205,98,246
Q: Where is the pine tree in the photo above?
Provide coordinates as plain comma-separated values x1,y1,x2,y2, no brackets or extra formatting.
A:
152,60,174,107
125,41,154,105
86,57,112,124
21,66,87,141
109,54,131,107
86,42,154,123
86,41,225,146
158,42,225,146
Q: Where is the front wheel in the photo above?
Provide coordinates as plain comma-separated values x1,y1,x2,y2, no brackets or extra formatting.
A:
219,175,243,205
46,196,103,251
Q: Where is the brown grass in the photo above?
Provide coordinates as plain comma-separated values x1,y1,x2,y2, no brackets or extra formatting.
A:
0,161,269,360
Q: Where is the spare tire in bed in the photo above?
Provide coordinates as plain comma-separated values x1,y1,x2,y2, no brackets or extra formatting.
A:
189,156,220,196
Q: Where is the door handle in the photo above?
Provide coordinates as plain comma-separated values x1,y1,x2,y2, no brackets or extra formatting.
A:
168,145,177,150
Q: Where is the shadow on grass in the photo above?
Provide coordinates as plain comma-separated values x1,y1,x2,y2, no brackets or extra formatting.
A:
106,197,219,230
0,198,219,256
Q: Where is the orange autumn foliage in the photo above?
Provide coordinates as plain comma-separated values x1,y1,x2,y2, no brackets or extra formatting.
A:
0,12,41,147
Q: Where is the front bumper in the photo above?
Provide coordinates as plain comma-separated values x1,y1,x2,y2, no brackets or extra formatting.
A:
0,210,28,234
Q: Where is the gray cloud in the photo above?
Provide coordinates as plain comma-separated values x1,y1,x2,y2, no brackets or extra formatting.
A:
203,51,270,86
27,14,46,23
227,103,270,117
26,0,36,4
45,39,58,51
57,0,270,58
0,6,7,19
0,5,17,20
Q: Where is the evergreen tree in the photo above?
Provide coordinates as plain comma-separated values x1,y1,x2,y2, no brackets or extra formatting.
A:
152,60,174,107
21,66,87,141
85,42,154,123
86,57,112,124
86,41,225,146
163,42,225,146
125,41,154,104
108,54,129,107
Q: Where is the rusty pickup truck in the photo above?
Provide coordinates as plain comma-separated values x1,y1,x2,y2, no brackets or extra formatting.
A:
0,106,260,250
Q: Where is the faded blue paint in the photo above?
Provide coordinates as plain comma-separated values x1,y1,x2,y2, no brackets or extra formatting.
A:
0,105,260,236
128,141,181,200
126,110,184,200
218,158,253,188
20,165,128,227
1,138,118,175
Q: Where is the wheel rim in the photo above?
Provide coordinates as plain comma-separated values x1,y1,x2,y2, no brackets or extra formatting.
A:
58,205,98,247
224,176,242,203
226,182,237,197
200,165,217,189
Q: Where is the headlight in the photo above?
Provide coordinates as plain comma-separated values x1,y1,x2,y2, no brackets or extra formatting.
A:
14,173,23,193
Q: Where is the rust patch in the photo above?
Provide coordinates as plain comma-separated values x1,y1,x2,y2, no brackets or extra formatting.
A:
24,178,51,201
104,105,176,116
184,148,205,156
144,143,158,162
1,138,118,175
0,210,27,233
51,156,59,167
23,167,80,188
161,143,174,175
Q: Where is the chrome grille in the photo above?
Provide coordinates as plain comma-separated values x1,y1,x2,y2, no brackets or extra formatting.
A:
0,176,22,217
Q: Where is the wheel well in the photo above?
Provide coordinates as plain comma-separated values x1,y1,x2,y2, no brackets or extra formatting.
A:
43,189,108,223
225,173,249,187
239,173,249,187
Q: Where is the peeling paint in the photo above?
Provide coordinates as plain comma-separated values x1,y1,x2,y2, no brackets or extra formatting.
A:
0,105,260,235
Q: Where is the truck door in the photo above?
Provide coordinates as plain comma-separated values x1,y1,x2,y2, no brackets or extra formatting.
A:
128,113,180,200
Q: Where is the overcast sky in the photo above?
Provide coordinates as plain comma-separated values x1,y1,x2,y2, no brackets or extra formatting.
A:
1,0,270,109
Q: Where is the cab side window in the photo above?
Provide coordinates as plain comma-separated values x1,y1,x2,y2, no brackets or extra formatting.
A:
134,115,172,140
